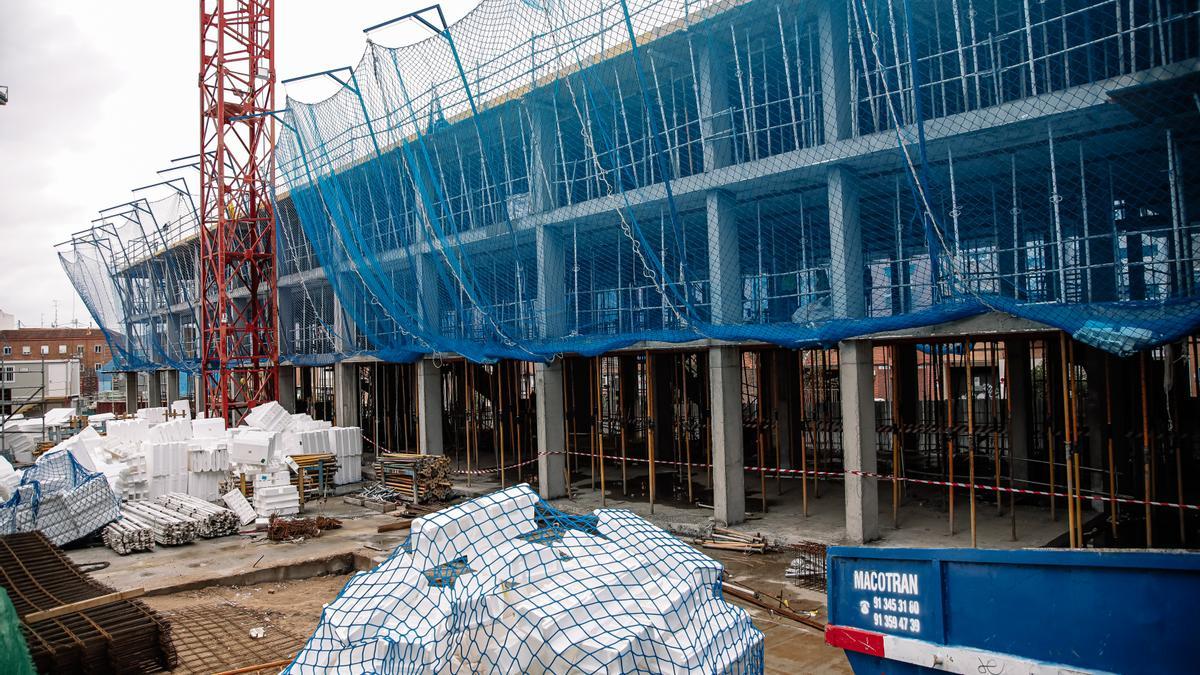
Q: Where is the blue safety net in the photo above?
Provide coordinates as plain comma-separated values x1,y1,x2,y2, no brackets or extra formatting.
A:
271,0,1200,362
285,484,763,673
57,192,202,372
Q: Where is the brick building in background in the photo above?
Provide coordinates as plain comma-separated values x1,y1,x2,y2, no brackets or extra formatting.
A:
0,327,112,397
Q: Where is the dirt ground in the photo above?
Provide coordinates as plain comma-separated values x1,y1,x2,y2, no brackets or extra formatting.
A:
145,546,850,674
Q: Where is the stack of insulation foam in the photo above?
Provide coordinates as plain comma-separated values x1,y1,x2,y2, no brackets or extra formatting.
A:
251,471,299,517
329,426,363,484
146,441,189,497
287,485,764,673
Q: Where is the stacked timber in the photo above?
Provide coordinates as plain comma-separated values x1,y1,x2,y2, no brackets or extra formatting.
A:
289,452,338,499
696,527,768,553
121,501,199,545
154,492,239,538
374,453,452,504
101,516,155,555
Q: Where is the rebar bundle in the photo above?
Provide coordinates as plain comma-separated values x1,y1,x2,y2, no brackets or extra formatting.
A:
0,531,177,673
153,493,239,538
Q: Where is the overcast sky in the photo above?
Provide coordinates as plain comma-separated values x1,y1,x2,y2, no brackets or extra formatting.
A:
0,0,478,328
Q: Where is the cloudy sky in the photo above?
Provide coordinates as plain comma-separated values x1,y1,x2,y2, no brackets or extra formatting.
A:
0,0,477,328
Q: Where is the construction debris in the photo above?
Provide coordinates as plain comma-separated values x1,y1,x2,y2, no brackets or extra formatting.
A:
266,514,342,541
696,527,769,554
374,453,452,503
785,541,829,591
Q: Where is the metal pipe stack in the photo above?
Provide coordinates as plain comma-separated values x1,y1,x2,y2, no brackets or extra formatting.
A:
101,516,155,555
121,501,199,545
154,492,239,538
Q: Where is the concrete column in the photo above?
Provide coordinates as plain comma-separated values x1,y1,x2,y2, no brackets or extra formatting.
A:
1084,346,1107,512
829,166,865,319
529,107,558,213
840,340,879,544
165,370,182,404
535,360,567,499
415,254,442,331
147,371,163,408
707,190,741,326
278,286,298,356
536,226,567,340
709,346,745,526
124,373,138,414
333,362,360,428
696,36,732,171
333,295,355,354
278,366,297,413
416,358,444,455
818,1,852,142
1005,339,1032,483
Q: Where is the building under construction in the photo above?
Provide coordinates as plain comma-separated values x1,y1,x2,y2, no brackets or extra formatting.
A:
58,0,1200,549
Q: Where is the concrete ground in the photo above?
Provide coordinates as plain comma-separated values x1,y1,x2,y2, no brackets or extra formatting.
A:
66,468,1074,673
67,498,409,594
137,546,848,674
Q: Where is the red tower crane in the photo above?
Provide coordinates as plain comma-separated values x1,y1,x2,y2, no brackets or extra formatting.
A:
198,0,278,424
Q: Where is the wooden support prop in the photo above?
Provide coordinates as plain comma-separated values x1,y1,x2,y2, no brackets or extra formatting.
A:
24,588,146,624
589,358,597,493
990,342,1002,516
891,345,901,530
756,352,768,515
681,353,693,504
1140,352,1152,547
1061,334,1076,548
966,340,977,548
798,350,809,517
597,356,606,507
619,358,628,496
944,347,955,536
720,582,825,631
646,351,656,514
1005,346,1017,541
1104,356,1117,539
497,362,506,488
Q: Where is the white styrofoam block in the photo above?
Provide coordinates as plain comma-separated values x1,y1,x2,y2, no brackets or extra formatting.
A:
192,417,226,438
171,399,192,417
105,419,151,446
136,407,168,424
229,429,276,467
244,401,291,432
222,488,257,525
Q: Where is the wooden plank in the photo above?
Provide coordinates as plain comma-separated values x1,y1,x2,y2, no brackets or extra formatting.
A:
376,519,414,534
24,587,145,624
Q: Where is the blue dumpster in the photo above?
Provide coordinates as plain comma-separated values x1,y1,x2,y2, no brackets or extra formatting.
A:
825,547,1200,674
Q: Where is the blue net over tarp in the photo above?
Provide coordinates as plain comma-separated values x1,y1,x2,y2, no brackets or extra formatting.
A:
273,0,1200,362
285,484,764,673
0,451,120,546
